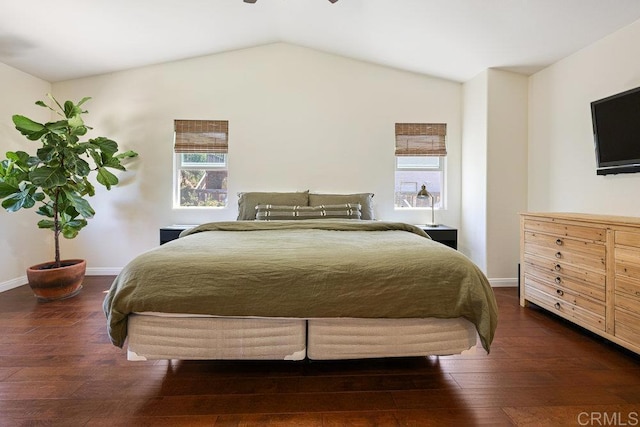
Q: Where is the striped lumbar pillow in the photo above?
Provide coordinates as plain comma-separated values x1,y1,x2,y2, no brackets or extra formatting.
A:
255,203,361,221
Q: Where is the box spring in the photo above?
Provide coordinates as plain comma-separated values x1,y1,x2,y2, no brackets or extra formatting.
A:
126,314,477,361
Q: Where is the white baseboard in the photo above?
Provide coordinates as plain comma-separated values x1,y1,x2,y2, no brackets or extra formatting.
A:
489,278,518,287
0,275,28,293
0,268,123,293
86,267,122,276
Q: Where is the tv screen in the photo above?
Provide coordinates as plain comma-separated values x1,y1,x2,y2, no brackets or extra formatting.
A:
591,86,640,175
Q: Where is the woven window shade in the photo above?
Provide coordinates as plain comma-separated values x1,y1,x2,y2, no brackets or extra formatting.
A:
395,123,447,156
174,120,228,153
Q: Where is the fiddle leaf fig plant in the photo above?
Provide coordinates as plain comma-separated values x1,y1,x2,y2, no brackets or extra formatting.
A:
0,94,138,268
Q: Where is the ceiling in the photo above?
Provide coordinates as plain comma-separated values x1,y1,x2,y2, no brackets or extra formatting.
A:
2,0,640,83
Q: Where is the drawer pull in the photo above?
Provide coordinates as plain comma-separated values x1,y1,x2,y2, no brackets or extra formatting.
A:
555,252,562,259
554,302,561,310
556,289,564,296
555,277,562,284
556,239,563,246
554,264,562,271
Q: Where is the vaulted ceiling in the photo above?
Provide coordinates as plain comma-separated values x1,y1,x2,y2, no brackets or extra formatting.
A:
2,0,640,83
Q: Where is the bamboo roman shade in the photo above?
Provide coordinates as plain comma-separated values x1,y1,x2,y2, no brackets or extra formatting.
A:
395,123,447,156
174,120,229,154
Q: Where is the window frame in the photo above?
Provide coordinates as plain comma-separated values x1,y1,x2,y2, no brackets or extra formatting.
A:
394,122,447,211
173,119,229,209
173,152,229,209
394,155,445,210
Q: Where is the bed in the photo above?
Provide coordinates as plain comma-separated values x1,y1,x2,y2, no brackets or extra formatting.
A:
103,192,498,361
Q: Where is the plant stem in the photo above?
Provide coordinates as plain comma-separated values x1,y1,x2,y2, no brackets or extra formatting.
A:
53,188,61,268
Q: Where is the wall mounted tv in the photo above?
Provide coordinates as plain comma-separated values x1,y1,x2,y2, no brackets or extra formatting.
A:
591,86,640,175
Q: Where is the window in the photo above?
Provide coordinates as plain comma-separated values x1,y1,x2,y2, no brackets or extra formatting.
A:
174,120,228,207
394,123,447,209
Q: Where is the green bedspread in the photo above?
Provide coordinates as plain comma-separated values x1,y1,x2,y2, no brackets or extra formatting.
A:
103,220,498,352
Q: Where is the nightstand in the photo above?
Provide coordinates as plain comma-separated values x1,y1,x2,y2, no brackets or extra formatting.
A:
159,225,197,245
415,224,458,250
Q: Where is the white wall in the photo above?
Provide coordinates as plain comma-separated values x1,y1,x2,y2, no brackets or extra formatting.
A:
461,69,528,282
461,71,488,271
486,69,528,280
0,62,51,290
529,19,640,214
45,43,464,274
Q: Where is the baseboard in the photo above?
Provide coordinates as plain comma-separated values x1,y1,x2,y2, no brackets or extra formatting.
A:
489,278,518,287
0,268,123,293
0,275,28,293
86,267,122,276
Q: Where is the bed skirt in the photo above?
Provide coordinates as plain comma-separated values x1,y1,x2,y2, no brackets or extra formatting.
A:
126,313,478,361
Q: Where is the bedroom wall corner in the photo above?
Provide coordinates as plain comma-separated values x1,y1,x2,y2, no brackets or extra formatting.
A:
0,62,52,289
460,71,488,272
460,69,527,285
485,69,528,281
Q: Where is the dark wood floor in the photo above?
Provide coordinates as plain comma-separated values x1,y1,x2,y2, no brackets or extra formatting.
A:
0,277,639,426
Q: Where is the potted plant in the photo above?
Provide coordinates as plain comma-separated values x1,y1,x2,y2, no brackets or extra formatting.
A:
0,94,137,301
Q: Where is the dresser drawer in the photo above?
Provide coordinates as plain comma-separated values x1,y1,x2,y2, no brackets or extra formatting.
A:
616,230,640,248
615,309,640,346
524,240,605,272
615,246,640,279
524,231,606,257
615,291,640,317
523,220,606,242
616,275,640,299
523,253,606,288
525,265,605,301
525,275,605,317
525,285,605,331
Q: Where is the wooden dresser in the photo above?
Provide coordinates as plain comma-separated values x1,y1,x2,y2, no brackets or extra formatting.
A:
520,212,640,354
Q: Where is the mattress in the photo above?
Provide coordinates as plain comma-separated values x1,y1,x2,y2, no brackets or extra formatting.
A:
127,314,306,361
126,313,477,361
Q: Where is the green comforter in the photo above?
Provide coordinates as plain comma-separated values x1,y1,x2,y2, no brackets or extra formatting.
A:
103,220,498,352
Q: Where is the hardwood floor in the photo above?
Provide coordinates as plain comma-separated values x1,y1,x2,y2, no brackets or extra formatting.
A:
0,277,638,426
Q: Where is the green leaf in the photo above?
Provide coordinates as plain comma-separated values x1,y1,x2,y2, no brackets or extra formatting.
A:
45,120,68,132
12,115,47,140
77,97,91,107
0,182,19,198
61,221,86,239
6,151,32,170
74,158,91,177
68,114,85,130
1,187,37,211
63,100,79,118
37,145,57,162
91,137,118,156
37,219,55,230
96,167,118,190
37,204,55,218
63,189,94,219
83,178,95,197
116,150,139,161
29,166,67,188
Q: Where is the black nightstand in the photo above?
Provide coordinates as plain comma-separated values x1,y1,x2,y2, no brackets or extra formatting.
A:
159,225,197,245
415,224,458,250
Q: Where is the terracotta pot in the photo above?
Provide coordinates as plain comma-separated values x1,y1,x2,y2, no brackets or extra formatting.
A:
26,259,86,302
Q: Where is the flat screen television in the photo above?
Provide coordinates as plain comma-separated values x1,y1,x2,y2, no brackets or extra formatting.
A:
591,86,640,175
